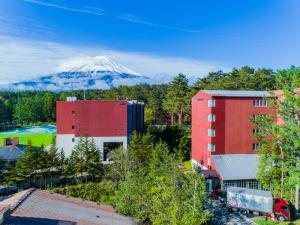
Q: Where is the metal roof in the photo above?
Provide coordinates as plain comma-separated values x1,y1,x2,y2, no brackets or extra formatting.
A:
202,90,272,97
5,189,134,225
0,145,41,160
0,145,25,160
212,154,259,180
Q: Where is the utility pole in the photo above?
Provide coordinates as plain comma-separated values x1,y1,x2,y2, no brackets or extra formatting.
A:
296,184,299,213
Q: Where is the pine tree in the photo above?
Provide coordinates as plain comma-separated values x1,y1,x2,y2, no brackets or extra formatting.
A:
15,140,36,186
163,74,189,126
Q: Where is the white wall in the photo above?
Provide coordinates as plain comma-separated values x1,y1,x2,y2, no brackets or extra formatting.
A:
192,159,208,171
56,134,128,161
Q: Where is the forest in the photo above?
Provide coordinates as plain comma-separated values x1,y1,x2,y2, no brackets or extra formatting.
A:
0,65,298,127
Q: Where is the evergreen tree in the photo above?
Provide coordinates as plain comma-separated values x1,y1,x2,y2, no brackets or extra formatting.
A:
86,138,103,180
129,132,154,171
4,161,16,185
177,128,191,162
109,147,130,181
253,73,300,199
163,74,190,126
70,137,102,181
15,140,36,185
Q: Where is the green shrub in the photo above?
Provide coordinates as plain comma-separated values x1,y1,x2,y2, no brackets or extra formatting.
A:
51,181,117,205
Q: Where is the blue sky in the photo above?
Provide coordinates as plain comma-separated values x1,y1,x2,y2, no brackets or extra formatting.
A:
0,0,299,84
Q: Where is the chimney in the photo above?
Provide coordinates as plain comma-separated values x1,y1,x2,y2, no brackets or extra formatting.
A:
12,137,19,146
3,138,8,146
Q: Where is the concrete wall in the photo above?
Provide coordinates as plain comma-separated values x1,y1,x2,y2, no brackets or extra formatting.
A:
56,134,127,160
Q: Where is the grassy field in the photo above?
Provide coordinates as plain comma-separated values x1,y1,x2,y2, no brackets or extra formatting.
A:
253,218,300,225
0,133,54,147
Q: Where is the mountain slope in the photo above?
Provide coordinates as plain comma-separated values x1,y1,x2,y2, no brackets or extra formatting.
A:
12,56,149,91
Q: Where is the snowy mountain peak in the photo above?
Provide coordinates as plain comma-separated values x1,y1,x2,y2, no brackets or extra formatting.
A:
58,55,140,76
12,55,148,91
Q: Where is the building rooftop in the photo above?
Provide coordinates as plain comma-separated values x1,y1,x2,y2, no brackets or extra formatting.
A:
4,189,134,225
202,90,272,97
0,145,25,161
212,154,259,180
0,145,40,161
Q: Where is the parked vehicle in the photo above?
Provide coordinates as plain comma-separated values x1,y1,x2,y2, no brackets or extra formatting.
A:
226,186,291,221
0,186,18,196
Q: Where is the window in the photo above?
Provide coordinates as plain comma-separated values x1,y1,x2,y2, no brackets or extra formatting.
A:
207,158,211,166
280,206,289,212
252,143,262,150
208,129,216,137
208,114,216,122
253,128,262,135
222,180,264,190
72,138,75,142
208,99,216,107
253,99,267,107
208,143,215,152
72,110,75,115
72,125,75,129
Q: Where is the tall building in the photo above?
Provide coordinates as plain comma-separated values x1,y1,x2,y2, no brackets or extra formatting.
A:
56,99,144,160
191,90,275,190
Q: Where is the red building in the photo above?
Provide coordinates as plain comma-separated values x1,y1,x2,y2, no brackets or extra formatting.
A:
191,90,275,190
56,98,144,161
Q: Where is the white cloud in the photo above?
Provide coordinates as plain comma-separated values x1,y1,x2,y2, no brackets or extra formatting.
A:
24,0,105,16
23,0,202,33
118,14,203,33
0,35,230,85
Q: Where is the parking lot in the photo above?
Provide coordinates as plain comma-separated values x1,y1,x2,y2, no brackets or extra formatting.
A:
206,197,255,225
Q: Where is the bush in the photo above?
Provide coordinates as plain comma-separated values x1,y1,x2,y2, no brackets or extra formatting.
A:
51,180,117,205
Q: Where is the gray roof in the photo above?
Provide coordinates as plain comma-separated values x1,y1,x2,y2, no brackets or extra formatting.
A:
5,189,134,225
212,154,259,180
202,90,272,97
0,145,41,161
0,145,26,160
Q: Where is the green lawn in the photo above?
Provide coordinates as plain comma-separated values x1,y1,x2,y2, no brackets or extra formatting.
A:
0,133,54,147
253,218,300,225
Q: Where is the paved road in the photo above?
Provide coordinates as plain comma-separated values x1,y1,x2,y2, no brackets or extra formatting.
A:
206,197,254,225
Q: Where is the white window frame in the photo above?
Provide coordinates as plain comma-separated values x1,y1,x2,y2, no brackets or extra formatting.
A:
208,99,216,107
253,128,262,135
208,114,216,122
253,99,267,107
208,143,215,152
208,129,216,137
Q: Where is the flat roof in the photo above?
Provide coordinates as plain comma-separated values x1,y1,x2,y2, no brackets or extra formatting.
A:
212,154,259,181
202,90,272,97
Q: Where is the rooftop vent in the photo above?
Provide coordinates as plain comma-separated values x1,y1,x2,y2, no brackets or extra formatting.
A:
66,96,77,101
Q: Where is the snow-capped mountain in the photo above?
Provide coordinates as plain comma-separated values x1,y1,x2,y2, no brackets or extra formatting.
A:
12,56,149,91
